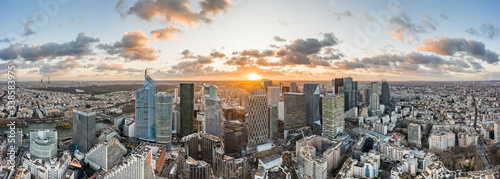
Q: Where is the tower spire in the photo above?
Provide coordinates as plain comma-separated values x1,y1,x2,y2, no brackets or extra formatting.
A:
145,69,148,77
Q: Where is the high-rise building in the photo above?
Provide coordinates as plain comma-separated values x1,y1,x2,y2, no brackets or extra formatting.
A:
371,82,380,96
303,83,320,130
268,105,278,139
284,93,307,130
73,109,96,153
104,144,155,179
155,93,173,149
363,88,371,107
262,79,273,92
429,131,455,151
223,120,248,154
267,86,280,106
370,93,379,111
495,122,500,142
290,82,297,92
180,83,195,137
85,138,127,171
247,85,269,148
29,129,57,160
205,97,222,138
341,77,358,111
322,94,344,140
204,84,218,99
381,80,391,107
135,70,157,140
408,123,421,147
334,78,344,94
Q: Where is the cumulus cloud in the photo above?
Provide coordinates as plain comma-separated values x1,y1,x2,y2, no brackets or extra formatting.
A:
465,23,500,40
418,37,499,64
117,0,231,25
39,57,82,76
0,33,99,61
151,26,182,40
0,38,11,43
98,30,158,61
388,13,438,42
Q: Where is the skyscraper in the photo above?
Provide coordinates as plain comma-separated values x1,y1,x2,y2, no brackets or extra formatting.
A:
334,78,344,94
205,97,222,138
290,82,297,92
73,109,96,153
371,82,380,96
155,93,173,149
284,93,307,130
267,86,280,106
247,85,269,148
322,94,344,140
370,93,379,111
381,80,391,106
303,83,320,130
363,88,371,106
262,79,273,92
135,70,157,140
180,83,195,137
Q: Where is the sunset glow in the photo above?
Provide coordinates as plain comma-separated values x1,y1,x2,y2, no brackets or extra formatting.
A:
248,74,261,80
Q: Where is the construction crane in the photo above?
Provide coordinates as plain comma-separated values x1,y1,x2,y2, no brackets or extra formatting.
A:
300,129,313,157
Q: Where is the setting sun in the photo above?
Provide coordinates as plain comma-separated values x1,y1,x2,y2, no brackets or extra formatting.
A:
248,73,261,80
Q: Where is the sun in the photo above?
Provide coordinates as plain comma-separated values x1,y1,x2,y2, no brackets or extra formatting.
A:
248,73,261,80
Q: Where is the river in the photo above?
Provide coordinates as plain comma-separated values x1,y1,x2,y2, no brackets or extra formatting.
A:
0,122,111,138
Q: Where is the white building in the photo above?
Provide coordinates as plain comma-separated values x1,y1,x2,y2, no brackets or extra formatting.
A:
22,151,71,179
429,131,455,151
85,138,127,171
29,129,58,160
373,121,388,135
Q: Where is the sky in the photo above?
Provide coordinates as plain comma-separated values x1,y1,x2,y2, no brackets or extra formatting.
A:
1,0,500,81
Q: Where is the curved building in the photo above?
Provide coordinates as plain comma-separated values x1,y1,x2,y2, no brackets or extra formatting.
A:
29,129,58,160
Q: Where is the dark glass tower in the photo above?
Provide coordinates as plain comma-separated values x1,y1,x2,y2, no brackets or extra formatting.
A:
381,81,391,106
303,83,320,131
73,109,96,153
180,83,195,137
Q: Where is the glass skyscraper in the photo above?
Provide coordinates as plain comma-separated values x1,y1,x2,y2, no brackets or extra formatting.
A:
303,83,320,131
155,92,173,149
180,83,195,137
322,94,344,140
135,70,157,140
73,109,96,153
381,80,391,107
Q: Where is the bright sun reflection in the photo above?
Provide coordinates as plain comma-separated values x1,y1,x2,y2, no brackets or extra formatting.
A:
248,73,261,80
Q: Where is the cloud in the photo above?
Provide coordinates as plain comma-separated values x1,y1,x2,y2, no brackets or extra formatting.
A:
117,0,231,25
98,30,158,61
151,26,182,40
93,60,142,73
0,33,99,61
277,20,293,26
418,37,499,64
171,55,214,73
0,38,11,43
333,10,354,21
273,36,286,42
388,13,438,42
465,23,500,40
180,49,196,59
39,57,82,76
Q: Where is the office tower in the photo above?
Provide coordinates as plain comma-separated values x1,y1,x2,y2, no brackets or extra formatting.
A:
239,94,249,108
371,82,380,96
381,80,390,106
284,93,307,130
247,85,269,148
29,129,57,160
408,123,422,147
204,84,217,99
334,78,344,94
85,138,127,171
363,88,371,106
262,79,273,92
354,81,358,108
370,94,379,111
104,144,155,179
495,122,499,142
267,86,280,106
268,105,278,139
73,109,96,153
155,93,173,149
223,120,248,154
322,94,345,140
205,97,222,138
279,82,284,94
180,83,195,137
174,88,178,103
343,77,353,111
303,83,320,130
135,70,157,140
290,82,297,93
